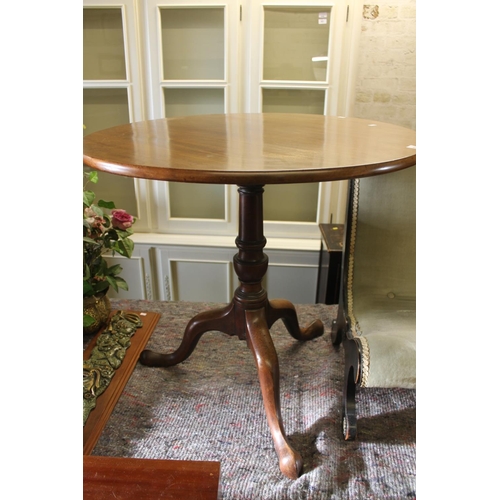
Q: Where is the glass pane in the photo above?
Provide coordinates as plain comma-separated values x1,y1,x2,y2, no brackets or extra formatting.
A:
83,88,137,216
264,184,318,222
164,88,226,220
262,88,325,114
262,93,322,223
263,7,331,81
160,8,224,80
169,183,225,219
163,88,225,117
83,8,126,80
83,88,129,134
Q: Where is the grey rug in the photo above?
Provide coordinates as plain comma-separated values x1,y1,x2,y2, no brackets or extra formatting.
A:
89,299,416,499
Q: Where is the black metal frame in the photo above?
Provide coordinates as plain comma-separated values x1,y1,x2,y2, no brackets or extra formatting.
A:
330,179,362,441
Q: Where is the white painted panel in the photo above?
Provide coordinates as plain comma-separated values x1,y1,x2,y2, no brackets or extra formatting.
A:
156,245,235,302
264,247,321,304
264,264,318,304
171,260,230,302
154,243,322,303
104,255,146,299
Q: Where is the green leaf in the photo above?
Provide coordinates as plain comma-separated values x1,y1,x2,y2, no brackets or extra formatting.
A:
107,264,123,276
83,314,96,327
91,204,104,217
83,236,99,245
83,190,95,207
98,199,116,209
106,275,119,292
106,228,119,240
114,238,134,258
114,277,129,291
83,280,94,296
97,258,108,274
115,228,134,238
106,275,128,293
93,281,110,294
88,171,98,184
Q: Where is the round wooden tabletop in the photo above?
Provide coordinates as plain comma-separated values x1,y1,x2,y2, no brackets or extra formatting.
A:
83,114,416,185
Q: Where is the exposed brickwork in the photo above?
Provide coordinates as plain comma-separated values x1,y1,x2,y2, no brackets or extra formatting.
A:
353,0,416,130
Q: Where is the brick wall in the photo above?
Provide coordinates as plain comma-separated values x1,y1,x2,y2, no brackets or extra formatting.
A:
353,0,416,130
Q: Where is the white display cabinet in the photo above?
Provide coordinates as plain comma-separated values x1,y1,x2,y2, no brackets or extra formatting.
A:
84,0,363,302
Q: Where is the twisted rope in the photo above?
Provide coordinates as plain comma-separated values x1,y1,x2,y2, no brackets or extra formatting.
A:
346,179,370,387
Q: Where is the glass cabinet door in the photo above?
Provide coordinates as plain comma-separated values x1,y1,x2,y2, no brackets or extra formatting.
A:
83,2,146,227
84,0,353,240
262,6,331,82
145,0,239,235
160,4,226,222
246,1,347,237
262,5,332,230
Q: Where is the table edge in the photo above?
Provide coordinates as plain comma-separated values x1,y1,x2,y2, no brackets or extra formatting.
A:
83,154,416,185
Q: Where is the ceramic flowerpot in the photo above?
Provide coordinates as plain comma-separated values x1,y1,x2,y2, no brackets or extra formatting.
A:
83,292,111,336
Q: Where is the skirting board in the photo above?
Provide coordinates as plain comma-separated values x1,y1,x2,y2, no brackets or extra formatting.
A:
83,310,161,455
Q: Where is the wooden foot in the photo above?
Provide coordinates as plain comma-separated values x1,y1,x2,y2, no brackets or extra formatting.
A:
246,308,303,480
268,299,324,341
139,303,236,367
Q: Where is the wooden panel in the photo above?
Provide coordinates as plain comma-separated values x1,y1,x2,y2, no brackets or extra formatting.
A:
83,311,160,455
84,455,220,500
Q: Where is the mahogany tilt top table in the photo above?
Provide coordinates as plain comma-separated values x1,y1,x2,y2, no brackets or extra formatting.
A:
83,113,417,479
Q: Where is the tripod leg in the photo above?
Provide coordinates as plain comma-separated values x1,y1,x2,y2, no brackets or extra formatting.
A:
267,299,324,341
245,308,303,480
140,303,235,367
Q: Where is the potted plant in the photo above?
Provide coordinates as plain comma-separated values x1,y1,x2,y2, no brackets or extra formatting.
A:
83,171,135,334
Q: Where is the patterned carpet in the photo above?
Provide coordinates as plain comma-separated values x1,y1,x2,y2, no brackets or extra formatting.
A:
88,299,416,499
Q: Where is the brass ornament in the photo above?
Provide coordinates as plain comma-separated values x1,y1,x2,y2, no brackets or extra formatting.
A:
83,311,143,425
83,293,112,335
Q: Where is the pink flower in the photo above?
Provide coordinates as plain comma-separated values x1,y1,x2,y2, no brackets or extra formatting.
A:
111,209,134,230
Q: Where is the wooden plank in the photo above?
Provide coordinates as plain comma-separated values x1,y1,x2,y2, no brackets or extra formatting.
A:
83,310,161,455
84,455,220,500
